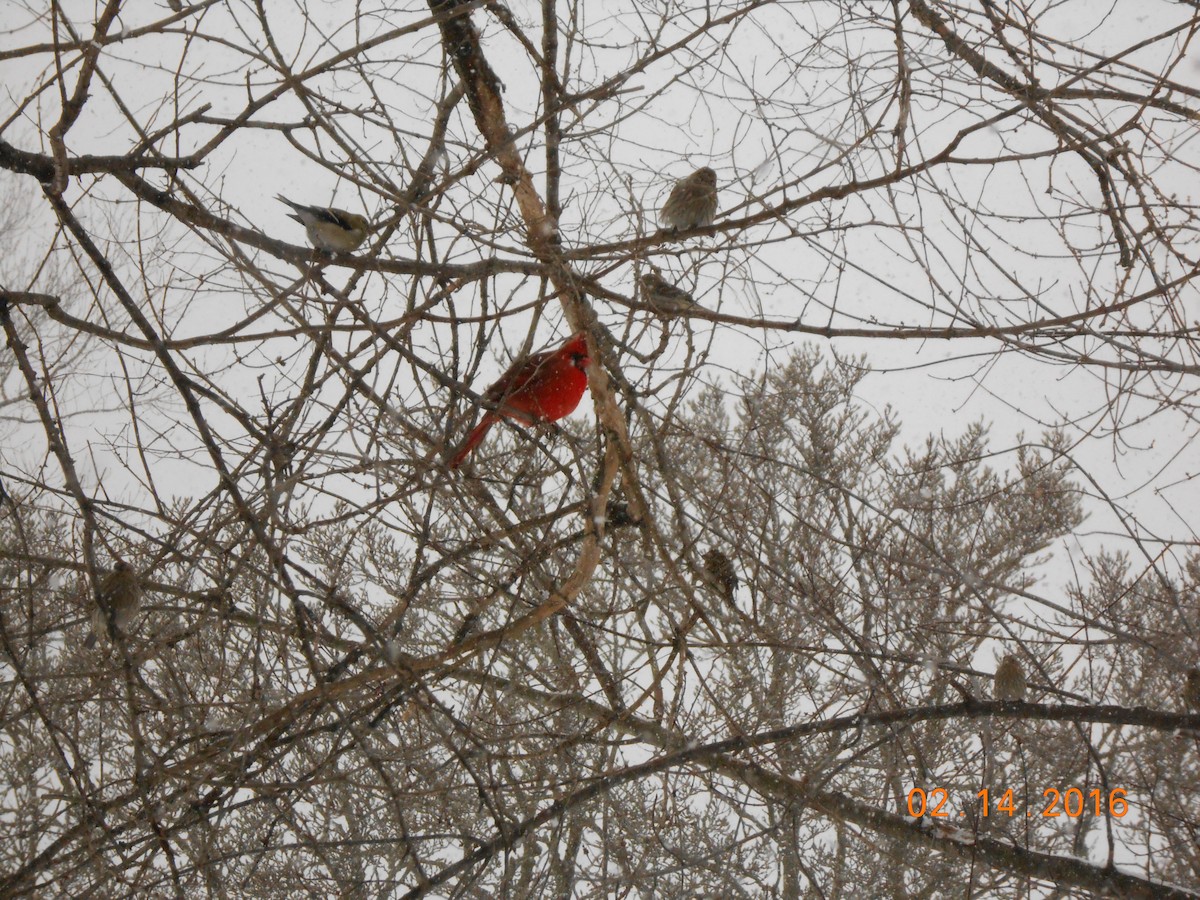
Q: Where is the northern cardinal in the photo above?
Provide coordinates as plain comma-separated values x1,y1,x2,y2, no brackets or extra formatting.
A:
449,332,591,468
660,167,718,232
993,654,1027,701
277,196,371,252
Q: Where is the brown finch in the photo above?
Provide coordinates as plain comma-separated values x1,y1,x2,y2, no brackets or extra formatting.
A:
703,548,738,606
660,167,718,232
993,654,1027,702
277,196,370,253
89,560,143,645
1185,667,1200,711
639,270,697,316
266,435,298,479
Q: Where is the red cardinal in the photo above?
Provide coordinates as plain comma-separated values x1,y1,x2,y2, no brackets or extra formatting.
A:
449,332,591,468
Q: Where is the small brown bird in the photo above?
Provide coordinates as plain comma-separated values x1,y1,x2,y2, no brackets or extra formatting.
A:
89,560,143,645
277,196,370,253
266,435,298,480
605,500,637,529
703,548,738,606
993,654,1027,702
1184,667,1200,711
660,167,718,232
639,270,697,316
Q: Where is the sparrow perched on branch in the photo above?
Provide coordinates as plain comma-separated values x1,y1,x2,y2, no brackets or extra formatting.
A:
449,332,591,469
639,270,697,316
1185,667,1200,711
993,654,1027,701
88,560,143,646
277,196,370,253
660,167,718,232
703,548,739,606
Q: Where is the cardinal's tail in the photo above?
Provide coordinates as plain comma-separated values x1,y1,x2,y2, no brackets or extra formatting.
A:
448,415,497,469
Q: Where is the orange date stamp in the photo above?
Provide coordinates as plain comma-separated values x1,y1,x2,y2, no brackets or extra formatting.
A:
906,787,1129,819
